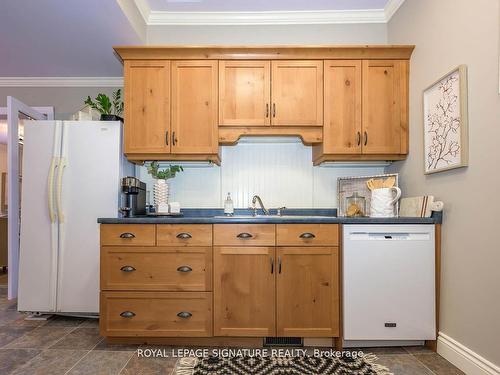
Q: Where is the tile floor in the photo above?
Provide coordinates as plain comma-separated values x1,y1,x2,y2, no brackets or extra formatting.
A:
0,286,464,375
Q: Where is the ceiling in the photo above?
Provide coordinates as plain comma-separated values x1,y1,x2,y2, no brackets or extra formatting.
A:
0,0,405,79
0,0,140,77
145,0,390,12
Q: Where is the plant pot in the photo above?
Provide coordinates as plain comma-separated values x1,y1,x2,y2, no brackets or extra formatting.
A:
100,114,123,122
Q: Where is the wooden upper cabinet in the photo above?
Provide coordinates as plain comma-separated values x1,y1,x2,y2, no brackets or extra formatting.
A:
362,60,407,154
124,60,170,154
276,247,339,337
271,60,323,126
219,61,271,126
323,60,362,154
213,247,276,337
171,60,218,154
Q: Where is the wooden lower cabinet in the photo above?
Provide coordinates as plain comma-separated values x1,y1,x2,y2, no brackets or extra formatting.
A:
101,247,212,291
276,247,340,337
213,247,275,337
100,291,212,337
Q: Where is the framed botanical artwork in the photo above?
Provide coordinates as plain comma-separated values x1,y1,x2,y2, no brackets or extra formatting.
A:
423,65,469,174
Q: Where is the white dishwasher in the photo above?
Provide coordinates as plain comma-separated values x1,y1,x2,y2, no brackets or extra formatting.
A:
343,225,435,346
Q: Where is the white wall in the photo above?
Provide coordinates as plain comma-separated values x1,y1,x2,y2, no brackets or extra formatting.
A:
388,0,500,367
147,24,387,44
136,140,386,208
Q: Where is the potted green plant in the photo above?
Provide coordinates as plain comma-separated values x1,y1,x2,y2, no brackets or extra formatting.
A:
146,161,184,213
84,89,124,121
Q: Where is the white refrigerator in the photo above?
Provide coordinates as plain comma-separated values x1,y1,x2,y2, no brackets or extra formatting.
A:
18,121,133,314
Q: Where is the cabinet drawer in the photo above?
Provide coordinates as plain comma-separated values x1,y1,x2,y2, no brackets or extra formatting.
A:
157,224,212,246
100,291,212,337
100,224,155,246
213,224,275,246
101,247,212,291
276,224,339,246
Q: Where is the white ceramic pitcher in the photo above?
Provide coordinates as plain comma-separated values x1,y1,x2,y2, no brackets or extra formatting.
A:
370,187,402,217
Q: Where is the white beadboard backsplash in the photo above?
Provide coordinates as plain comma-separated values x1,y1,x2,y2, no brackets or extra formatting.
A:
136,141,386,208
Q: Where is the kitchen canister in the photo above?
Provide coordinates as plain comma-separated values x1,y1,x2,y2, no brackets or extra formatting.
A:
370,187,402,217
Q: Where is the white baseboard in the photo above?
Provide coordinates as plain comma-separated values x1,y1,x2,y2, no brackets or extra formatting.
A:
437,332,500,375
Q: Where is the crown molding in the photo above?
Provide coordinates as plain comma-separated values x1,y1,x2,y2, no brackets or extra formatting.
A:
0,77,124,87
384,0,406,21
147,9,387,26
132,0,406,26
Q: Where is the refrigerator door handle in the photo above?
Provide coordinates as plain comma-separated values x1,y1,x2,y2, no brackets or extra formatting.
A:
47,157,58,223
55,157,67,223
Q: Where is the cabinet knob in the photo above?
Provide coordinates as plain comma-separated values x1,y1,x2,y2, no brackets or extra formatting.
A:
119,232,135,239
345,79,351,86
299,232,316,239
177,266,192,273
176,232,192,239
237,232,253,239
120,265,136,272
177,311,192,319
120,311,136,318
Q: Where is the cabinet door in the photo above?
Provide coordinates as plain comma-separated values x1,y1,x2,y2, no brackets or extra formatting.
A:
271,61,323,126
219,61,271,126
124,60,170,154
323,60,362,154
362,60,406,154
276,247,339,337
214,247,275,336
171,61,218,154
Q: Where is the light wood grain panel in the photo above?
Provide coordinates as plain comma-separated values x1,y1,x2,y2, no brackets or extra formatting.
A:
213,224,275,246
219,126,322,145
276,247,339,337
124,60,170,154
100,291,212,337
362,60,403,154
114,45,415,61
101,247,212,291
171,60,219,154
213,247,275,336
156,224,212,247
271,60,323,126
276,224,339,246
219,60,271,126
100,224,156,247
322,60,362,154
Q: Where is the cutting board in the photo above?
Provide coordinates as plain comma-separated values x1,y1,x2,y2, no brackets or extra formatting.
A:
399,196,435,218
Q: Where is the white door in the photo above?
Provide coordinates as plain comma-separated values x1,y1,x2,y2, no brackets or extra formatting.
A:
56,122,122,313
18,121,61,312
7,97,53,301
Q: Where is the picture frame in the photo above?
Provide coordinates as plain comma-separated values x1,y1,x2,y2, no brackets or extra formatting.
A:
337,173,399,217
423,65,469,174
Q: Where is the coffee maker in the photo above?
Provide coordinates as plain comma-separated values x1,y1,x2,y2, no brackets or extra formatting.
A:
120,176,146,217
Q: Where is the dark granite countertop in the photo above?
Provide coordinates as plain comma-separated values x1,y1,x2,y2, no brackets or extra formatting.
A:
98,209,442,225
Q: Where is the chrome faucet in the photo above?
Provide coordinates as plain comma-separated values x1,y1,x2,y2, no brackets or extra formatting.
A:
251,195,270,216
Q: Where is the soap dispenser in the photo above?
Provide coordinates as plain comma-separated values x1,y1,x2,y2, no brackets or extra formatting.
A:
224,192,234,216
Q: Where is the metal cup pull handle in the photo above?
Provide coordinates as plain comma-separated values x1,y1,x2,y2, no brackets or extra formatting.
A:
120,265,136,272
299,232,316,239
177,266,192,273
237,232,253,239
119,232,135,239
176,233,192,239
177,311,192,319
120,311,136,318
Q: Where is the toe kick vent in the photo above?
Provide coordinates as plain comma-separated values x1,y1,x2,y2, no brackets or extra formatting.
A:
264,337,303,347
